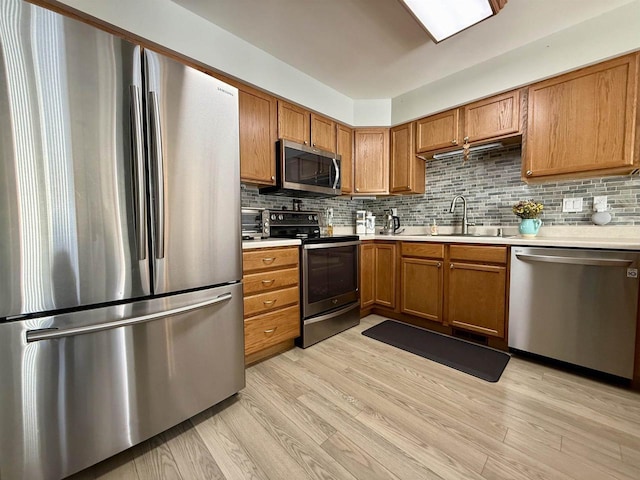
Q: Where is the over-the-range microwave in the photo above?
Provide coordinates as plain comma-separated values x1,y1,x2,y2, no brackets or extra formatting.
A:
260,139,342,197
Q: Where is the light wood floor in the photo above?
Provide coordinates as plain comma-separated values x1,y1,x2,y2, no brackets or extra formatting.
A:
68,314,640,480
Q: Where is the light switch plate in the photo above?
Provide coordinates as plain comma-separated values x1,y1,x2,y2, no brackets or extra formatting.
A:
562,197,583,213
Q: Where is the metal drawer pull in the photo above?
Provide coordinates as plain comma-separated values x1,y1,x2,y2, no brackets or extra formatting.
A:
262,257,276,264
263,299,276,306
264,327,277,335
437,262,442,268
26,293,233,342
261,279,275,286
450,264,454,269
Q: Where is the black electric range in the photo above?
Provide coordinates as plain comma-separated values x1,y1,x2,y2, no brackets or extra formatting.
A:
266,210,359,244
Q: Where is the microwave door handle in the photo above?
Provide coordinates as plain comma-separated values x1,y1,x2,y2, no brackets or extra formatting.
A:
332,158,340,190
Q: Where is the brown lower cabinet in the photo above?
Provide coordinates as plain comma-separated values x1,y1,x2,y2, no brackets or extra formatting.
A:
360,242,396,309
364,241,509,343
243,246,300,364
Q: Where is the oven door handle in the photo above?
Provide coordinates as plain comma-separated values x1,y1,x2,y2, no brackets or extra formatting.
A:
303,240,361,250
303,302,360,325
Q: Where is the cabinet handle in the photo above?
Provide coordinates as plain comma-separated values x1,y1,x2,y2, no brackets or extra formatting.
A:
526,170,533,176
450,264,454,270
262,257,276,265
451,140,458,145
304,141,308,145
312,143,316,147
264,327,277,335
463,136,469,143
437,262,442,268
262,299,276,306
355,188,360,192
261,279,275,286
271,175,275,181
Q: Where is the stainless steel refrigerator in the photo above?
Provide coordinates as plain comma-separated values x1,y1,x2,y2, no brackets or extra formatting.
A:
0,1,244,479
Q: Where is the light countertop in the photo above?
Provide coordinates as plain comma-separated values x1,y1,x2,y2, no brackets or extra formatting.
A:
242,238,301,249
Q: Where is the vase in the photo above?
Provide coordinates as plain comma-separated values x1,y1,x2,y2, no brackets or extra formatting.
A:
518,218,542,237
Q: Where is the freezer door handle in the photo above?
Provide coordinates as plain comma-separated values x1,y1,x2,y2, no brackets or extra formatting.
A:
149,90,166,259
515,252,634,268
130,85,147,260
25,293,233,342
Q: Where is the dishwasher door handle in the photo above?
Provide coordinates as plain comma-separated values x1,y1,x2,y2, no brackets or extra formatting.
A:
515,253,634,268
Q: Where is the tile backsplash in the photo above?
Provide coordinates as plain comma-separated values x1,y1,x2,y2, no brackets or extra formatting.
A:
242,145,640,227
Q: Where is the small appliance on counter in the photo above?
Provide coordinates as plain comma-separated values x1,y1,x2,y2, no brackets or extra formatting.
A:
381,209,401,234
356,210,366,234
241,208,269,240
365,212,376,235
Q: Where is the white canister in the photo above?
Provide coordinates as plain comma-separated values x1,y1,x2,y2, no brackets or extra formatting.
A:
365,215,376,234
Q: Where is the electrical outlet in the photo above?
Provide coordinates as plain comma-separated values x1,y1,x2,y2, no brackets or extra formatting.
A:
593,195,607,212
562,197,583,213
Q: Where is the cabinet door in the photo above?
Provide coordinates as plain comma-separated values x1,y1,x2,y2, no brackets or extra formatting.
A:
390,122,424,194
239,87,277,185
311,113,336,152
464,90,520,144
416,109,460,153
524,53,639,180
354,128,390,194
337,124,354,194
447,262,506,338
360,244,375,308
278,100,310,145
374,244,396,308
401,258,442,322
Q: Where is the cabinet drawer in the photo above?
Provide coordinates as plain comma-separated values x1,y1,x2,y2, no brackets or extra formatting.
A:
244,286,299,317
243,267,298,295
449,245,507,264
243,247,299,273
401,242,444,259
245,305,300,355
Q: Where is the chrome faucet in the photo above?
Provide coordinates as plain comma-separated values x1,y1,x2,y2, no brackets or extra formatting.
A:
450,195,474,235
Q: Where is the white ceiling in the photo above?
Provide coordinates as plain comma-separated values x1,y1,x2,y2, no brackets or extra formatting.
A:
171,0,636,100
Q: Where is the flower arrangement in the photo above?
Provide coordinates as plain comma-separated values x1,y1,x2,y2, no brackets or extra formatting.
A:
512,200,544,219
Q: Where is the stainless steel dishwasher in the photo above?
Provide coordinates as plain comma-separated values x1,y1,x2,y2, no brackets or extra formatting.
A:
509,246,640,379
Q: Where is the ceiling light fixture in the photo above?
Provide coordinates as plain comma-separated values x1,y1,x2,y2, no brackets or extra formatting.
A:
400,0,508,43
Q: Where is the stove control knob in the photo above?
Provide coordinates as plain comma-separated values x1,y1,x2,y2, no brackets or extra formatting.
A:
271,214,276,220
308,215,313,221
313,215,318,221
278,214,284,220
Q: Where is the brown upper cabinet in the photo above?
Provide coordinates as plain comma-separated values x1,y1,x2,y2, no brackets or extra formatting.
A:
523,52,639,182
337,123,354,194
415,89,521,156
353,128,390,195
277,100,336,152
238,85,278,185
390,122,425,194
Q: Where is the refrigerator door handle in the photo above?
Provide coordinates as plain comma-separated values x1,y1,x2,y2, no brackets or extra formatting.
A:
149,90,166,259
130,85,147,260
25,292,233,342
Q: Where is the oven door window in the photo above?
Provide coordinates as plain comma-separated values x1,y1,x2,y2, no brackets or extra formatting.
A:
306,245,357,304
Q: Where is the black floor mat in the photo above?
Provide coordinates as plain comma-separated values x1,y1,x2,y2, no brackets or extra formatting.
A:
362,320,510,382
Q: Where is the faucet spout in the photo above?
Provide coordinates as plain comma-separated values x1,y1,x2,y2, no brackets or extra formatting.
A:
450,195,469,235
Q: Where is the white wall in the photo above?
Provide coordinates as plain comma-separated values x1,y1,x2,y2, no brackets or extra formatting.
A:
53,0,356,124
391,0,640,124
52,0,640,127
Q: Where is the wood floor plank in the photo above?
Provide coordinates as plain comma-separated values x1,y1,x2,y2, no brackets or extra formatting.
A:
298,390,447,480
191,404,269,480
320,431,403,480
93,449,139,480
503,425,562,451
620,444,640,468
237,374,358,480
246,367,337,445
561,436,640,479
132,433,182,480
160,420,225,480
